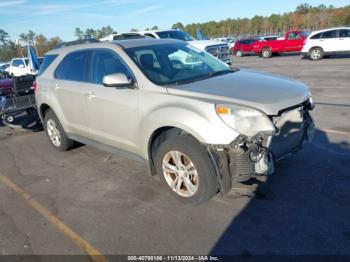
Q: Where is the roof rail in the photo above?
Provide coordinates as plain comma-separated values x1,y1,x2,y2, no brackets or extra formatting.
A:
53,38,100,49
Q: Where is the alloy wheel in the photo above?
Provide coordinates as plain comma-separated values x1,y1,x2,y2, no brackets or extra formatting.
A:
162,151,199,198
311,49,321,60
46,119,61,147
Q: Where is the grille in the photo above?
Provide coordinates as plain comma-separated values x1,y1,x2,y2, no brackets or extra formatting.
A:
269,107,304,159
206,45,230,61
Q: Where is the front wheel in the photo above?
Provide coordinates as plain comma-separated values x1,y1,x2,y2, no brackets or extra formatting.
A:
309,47,324,61
155,135,218,205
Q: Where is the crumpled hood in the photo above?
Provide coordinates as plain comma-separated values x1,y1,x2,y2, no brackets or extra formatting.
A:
166,69,310,115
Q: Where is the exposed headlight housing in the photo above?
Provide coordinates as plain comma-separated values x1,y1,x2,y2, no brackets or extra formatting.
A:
216,104,275,137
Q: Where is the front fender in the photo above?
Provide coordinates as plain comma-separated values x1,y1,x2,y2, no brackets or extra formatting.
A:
138,106,239,159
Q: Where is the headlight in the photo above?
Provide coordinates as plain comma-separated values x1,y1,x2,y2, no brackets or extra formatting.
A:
216,104,275,137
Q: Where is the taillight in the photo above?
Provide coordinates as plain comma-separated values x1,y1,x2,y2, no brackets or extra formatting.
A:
33,80,37,93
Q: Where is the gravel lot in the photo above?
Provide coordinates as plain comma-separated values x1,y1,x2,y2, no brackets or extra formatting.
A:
0,54,349,259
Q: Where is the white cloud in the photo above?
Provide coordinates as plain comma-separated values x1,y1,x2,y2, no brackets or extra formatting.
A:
36,2,106,14
129,4,163,16
0,0,26,8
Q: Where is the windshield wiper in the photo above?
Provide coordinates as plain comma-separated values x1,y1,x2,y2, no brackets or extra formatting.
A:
204,69,234,78
170,69,235,85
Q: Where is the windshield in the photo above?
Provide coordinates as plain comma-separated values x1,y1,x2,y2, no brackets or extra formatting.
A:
125,43,232,85
156,31,194,41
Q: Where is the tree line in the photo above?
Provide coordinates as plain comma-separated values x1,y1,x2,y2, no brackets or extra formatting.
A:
173,3,350,37
0,29,62,61
1,3,349,61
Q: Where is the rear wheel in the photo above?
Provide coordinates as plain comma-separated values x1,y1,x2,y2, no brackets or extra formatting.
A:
235,50,243,57
261,47,272,58
155,135,218,205
309,47,324,61
44,109,74,151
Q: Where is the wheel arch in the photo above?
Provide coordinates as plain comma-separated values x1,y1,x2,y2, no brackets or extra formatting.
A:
146,126,201,176
39,103,51,120
308,46,324,53
260,46,272,53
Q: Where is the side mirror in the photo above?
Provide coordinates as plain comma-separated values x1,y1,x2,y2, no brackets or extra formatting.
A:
102,73,135,88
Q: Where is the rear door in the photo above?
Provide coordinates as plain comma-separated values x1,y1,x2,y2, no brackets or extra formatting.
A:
320,30,339,52
338,29,350,52
53,50,92,137
84,49,139,153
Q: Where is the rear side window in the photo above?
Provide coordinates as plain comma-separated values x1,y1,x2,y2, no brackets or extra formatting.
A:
37,55,57,76
55,50,90,82
90,50,132,84
339,29,350,38
321,30,337,39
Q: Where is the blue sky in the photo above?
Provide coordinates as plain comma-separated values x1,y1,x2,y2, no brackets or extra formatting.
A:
1,0,349,40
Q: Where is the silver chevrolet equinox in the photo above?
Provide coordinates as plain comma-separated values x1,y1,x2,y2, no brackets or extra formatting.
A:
36,38,315,205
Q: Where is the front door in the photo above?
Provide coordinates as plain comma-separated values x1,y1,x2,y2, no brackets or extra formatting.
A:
84,49,139,154
286,32,303,52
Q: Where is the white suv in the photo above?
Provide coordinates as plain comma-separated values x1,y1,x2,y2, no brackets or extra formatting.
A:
302,27,350,60
139,29,231,64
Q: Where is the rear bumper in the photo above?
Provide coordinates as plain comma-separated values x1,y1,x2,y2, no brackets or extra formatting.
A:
208,102,315,193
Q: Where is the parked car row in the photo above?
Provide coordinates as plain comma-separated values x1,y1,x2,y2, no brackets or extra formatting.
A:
101,29,232,64
232,27,350,60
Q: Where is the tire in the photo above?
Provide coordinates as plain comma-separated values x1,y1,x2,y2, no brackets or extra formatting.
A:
261,47,272,58
155,135,219,205
43,109,74,151
235,50,243,57
309,47,324,61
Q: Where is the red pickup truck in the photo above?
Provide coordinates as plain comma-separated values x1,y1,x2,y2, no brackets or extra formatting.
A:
252,31,307,58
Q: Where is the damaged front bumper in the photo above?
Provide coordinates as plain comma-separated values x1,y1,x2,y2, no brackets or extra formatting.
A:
208,102,315,194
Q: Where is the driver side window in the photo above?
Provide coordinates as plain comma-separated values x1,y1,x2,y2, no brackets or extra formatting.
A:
288,33,300,40
91,50,132,84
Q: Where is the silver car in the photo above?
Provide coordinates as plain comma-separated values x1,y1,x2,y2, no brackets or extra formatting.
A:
36,38,315,205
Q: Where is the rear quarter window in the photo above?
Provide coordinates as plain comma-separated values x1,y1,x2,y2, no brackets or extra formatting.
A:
37,55,58,76
311,33,322,39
